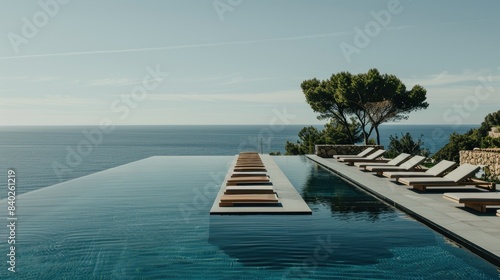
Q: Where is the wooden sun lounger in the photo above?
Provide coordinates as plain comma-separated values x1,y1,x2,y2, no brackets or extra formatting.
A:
382,160,457,179
235,161,264,166
235,164,265,168
231,172,269,177
337,150,386,165
219,194,280,207
355,153,411,169
237,155,261,160
397,164,496,191
227,181,272,186
224,185,275,194
234,167,267,172
227,176,270,182
333,147,375,159
366,155,426,175
443,192,500,213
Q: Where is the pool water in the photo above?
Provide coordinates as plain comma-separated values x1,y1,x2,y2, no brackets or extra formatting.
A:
0,156,498,279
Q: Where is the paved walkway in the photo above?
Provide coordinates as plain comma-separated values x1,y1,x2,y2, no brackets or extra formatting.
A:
307,155,500,266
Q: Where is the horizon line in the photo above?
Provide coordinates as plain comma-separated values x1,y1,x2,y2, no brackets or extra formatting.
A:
0,123,481,127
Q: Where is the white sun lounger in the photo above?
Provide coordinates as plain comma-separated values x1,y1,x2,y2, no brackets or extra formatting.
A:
366,155,427,174
398,164,495,191
333,147,375,159
382,160,457,179
337,149,386,165
443,192,500,213
355,153,411,169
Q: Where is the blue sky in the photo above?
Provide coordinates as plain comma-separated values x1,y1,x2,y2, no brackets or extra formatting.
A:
1,0,499,125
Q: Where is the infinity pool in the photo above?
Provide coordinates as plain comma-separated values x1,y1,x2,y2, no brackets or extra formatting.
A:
0,156,498,279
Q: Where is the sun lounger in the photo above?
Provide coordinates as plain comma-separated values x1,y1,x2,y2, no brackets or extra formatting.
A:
337,149,386,165
234,167,267,172
354,153,411,169
333,147,376,159
224,185,275,194
231,172,269,177
227,176,270,183
382,160,457,179
497,209,500,217
235,164,264,167
238,152,259,158
397,164,495,191
443,192,500,212
219,194,280,207
365,155,426,175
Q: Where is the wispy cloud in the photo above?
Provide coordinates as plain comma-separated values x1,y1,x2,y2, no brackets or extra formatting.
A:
0,76,29,81
146,90,304,104
404,69,500,87
33,76,59,82
0,95,102,107
86,78,139,87
190,73,275,86
0,31,353,60
0,75,58,82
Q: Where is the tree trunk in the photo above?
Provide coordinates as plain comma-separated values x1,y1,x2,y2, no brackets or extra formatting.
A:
339,114,355,144
374,125,381,145
362,129,369,145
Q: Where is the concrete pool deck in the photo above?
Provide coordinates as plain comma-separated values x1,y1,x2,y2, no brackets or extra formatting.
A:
307,155,500,266
210,155,312,215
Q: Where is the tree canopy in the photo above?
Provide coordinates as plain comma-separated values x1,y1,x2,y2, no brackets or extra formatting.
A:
285,119,362,155
301,68,429,144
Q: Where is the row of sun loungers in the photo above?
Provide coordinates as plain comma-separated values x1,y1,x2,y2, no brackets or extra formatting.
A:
334,147,498,214
219,152,281,207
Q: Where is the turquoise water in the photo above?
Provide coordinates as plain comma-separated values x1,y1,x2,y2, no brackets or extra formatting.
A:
1,156,497,279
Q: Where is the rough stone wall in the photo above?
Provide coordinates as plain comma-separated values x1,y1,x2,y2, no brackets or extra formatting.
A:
315,145,384,158
460,148,500,181
489,127,500,138
488,131,500,138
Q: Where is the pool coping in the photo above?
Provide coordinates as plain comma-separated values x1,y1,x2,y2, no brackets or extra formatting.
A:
210,155,312,215
306,155,500,267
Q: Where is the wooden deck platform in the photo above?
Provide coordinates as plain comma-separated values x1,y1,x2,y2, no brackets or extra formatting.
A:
210,154,312,215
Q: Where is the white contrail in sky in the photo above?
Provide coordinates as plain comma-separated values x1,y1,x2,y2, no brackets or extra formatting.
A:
0,17,496,60
0,31,351,60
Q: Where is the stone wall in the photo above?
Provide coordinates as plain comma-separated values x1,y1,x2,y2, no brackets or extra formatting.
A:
315,145,384,158
460,148,500,181
489,127,500,138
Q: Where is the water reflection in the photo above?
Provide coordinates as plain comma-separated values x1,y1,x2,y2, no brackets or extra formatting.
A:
298,161,393,220
209,158,437,268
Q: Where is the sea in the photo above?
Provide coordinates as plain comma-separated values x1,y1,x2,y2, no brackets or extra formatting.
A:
0,124,477,198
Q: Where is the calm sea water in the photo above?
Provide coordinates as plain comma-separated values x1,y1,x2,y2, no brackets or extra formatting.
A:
0,124,477,198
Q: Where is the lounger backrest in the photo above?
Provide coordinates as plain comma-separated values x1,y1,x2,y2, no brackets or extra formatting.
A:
425,160,457,176
399,155,426,169
366,149,386,159
357,147,376,157
386,153,411,165
443,163,480,182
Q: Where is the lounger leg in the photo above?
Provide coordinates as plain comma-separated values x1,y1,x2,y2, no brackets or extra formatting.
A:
464,203,487,213
413,185,426,192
